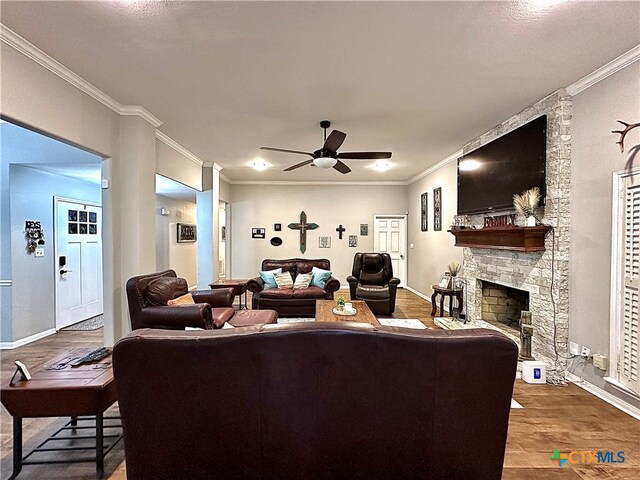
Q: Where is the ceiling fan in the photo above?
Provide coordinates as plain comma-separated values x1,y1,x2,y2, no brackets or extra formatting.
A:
260,120,392,174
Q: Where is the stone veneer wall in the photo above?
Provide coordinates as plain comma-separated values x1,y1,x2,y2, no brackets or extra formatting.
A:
462,90,572,383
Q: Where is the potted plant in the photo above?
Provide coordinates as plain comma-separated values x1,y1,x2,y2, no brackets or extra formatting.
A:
448,261,461,277
336,294,346,311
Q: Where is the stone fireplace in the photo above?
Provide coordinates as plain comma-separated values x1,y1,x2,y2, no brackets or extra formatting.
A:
481,281,529,334
459,90,571,383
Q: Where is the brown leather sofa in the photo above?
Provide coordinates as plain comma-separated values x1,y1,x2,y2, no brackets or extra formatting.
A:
247,258,340,317
114,324,518,480
126,269,235,330
347,252,401,315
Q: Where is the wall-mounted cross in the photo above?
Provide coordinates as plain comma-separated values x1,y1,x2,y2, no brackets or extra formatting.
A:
336,225,346,240
288,211,319,254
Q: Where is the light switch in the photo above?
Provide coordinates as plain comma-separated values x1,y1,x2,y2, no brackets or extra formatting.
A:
35,247,45,257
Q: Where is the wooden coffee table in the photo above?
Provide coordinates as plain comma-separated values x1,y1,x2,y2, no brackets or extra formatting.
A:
315,300,380,326
1,348,121,479
209,279,248,309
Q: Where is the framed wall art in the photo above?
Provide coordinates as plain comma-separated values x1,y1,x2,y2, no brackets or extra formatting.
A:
177,223,197,243
421,192,428,231
252,228,266,239
360,224,368,236
349,235,358,247
433,187,442,231
319,236,331,248
274,223,282,231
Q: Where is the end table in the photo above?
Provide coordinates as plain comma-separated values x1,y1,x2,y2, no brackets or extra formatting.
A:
209,279,248,309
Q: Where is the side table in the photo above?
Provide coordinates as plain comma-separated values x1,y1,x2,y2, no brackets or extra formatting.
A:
209,279,248,309
1,348,121,479
430,284,464,319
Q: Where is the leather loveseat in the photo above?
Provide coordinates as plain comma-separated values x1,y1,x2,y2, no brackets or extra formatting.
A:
113,324,518,480
247,258,340,317
126,269,235,330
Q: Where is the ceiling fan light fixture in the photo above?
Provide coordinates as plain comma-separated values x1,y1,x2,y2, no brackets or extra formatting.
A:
314,156,338,169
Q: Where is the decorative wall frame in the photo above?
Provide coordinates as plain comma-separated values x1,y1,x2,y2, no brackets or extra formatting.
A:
274,223,282,231
349,235,358,247
221,226,226,242
360,224,368,236
252,228,266,239
177,223,197,243
421,192,428,231
319,236,331,248
433,187,442,231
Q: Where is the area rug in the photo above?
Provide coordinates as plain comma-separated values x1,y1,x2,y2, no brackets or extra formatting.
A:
378,318,426,329
62,315,104,331
434,317,520,344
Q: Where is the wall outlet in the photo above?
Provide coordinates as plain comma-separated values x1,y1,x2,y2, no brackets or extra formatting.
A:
581,346,590,357
35,247,45,257
593,354,609,370
569,341,580,356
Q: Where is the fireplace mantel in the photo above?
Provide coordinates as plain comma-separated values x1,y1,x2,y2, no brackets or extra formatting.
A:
448,226,551,252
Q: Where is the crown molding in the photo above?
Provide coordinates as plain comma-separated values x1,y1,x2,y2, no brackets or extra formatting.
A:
219,172,232,183
566,44,640,96
213,162,224,172
407,149,463,185
120,106,162,128
228,180,407,186
0,24,162,128
155,131,203,166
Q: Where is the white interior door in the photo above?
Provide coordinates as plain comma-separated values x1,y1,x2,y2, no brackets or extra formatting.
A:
373,215,407,286
55,197,103,329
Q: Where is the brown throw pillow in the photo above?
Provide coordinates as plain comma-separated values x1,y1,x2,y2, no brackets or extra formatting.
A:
146,276,189,305
167,293,195,306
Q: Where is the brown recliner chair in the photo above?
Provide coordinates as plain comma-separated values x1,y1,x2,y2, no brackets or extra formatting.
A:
347,252,400,315
126,270,235,330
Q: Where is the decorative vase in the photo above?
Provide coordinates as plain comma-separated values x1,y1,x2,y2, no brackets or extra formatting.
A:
526,216,536,227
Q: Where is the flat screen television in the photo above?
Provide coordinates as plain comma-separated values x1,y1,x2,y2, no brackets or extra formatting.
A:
457,115,547,215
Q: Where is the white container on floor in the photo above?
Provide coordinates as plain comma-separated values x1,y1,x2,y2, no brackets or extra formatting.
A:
522,360,546,384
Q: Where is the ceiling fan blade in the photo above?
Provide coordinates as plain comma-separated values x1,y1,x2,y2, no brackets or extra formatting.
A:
284,159,314,171
333,160,351,174
261,147,313,156
323,130,346,153
337,152,392,160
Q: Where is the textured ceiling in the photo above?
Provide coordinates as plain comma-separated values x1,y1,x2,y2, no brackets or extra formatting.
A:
1,1,639,182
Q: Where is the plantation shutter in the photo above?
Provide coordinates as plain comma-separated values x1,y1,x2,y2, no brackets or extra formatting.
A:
620,176,640,394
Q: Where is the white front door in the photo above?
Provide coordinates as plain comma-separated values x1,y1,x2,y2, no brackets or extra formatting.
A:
373,215,407,286
54,197,103,329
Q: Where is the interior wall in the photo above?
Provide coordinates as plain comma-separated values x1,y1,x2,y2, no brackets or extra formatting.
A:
155,194,197,287
9,166,100,340
229,184,408,285
407,161,463,297
569,61,640,403
156,139,203,191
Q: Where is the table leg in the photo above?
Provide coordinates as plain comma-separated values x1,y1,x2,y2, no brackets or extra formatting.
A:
9,416,22,480
96,413,104,479
449,295,453,316
439,295,445,318
430,291,437,316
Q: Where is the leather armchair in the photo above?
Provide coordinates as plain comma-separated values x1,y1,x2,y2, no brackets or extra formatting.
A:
347,253,400,315
126,270,235,330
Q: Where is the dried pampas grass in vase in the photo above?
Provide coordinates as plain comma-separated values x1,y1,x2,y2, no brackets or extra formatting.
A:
513,187,541,226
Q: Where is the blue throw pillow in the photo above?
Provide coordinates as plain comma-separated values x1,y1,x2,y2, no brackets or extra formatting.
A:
311,266,332,289
259,268,282,290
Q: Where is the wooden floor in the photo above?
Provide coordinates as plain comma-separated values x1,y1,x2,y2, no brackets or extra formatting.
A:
1,289,638,479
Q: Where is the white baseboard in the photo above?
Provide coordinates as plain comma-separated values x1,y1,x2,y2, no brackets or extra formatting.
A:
566,372,640,421
0,328,56,350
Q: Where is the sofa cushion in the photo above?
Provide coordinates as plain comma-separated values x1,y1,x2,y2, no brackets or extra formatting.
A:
311,266,332,289
146,276,189,306
211,307,235,328
292,286,326,299
229,309,278,327
259,268,282,290
261,288,295,299
274,271,294,289
356,285,390,300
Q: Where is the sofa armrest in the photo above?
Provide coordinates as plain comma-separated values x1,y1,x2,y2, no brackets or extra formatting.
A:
346,276,358,284
247,277,264,293
324,276,341,298
140,304,213,330
192,288,234,308
389,277,401,286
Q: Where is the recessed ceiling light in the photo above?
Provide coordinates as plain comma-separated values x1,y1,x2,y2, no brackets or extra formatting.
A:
370,161,393,171
249,158,272,171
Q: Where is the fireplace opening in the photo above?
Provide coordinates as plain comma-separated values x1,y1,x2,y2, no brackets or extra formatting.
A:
481,281,530,334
